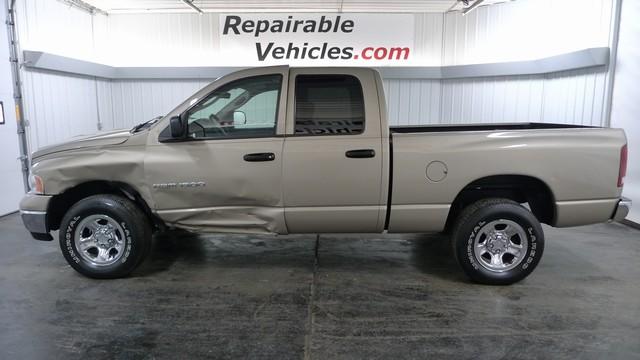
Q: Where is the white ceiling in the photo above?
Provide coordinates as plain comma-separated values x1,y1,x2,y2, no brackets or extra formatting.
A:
80,0,511,14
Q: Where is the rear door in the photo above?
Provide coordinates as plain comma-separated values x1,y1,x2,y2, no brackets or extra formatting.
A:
282,68,385,233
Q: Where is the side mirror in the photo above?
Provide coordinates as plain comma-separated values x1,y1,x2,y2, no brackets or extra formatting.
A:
233,111,246,125
170,116,184,138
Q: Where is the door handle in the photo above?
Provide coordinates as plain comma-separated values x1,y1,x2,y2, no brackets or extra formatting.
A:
243,152,276,162
345,149,376,158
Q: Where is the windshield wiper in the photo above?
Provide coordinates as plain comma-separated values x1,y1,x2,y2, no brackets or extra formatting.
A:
131,116,162,133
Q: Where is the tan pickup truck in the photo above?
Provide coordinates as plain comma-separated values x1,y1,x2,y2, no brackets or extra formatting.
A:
20,66,630,284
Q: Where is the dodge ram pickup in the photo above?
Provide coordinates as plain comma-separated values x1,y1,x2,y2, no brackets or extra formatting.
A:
19,66,631,284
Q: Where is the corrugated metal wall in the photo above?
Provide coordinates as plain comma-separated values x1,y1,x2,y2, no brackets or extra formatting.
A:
17,0,108,150
22,0,605,67
16,0,109,63
441,0,612,65
383,79,441,125
105,13,220,66
17,0,615,149
384,67,609,126
97,65,610,130
104,79,211,129
21,70,104,150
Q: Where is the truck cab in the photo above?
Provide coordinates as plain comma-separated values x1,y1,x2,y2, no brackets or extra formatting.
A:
146,66,389,234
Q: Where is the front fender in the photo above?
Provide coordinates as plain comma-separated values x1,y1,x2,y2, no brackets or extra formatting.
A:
32,146,153,209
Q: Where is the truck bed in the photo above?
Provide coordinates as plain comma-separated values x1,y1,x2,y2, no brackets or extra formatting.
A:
386,125,625,232
390,122,595,134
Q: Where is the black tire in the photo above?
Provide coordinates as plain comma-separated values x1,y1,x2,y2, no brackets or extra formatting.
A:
451,198,544,285
59,194,152,279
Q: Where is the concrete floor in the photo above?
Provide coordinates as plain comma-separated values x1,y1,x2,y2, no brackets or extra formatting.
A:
0,213,639,359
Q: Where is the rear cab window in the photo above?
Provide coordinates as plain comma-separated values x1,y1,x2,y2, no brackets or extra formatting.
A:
294,75,365,136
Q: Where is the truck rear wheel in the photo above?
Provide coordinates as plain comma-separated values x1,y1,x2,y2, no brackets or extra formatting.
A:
451,198,544,285
59,194,152,279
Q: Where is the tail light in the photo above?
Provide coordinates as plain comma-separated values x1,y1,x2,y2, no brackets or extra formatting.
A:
618,144,627,187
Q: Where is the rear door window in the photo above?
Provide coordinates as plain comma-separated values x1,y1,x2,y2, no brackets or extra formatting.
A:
294,75,364,136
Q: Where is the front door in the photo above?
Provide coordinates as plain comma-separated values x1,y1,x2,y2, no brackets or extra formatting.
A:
282,69,385,233
146,71,288,234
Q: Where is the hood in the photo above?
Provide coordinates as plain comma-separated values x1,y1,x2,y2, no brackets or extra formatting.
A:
32,129,133,159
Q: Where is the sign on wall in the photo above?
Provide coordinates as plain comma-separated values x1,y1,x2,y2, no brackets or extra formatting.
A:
219,14,414,66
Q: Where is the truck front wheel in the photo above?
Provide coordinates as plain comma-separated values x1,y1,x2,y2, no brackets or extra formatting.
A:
451,198,544,285
59,194,152,279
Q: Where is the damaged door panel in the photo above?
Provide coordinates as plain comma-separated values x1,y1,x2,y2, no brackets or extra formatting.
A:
145,138,286,234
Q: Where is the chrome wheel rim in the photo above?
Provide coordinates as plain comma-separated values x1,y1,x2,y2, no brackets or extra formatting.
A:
473,219,528,272
74,214,126,267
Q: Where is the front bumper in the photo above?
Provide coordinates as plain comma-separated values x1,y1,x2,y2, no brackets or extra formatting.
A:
21,210,48,233
19,194,53,240
611,197,632,222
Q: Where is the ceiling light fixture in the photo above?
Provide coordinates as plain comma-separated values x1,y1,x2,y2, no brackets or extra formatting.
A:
462,0,484,15
58,0,107,15
445,0,459,12
181,0,203,14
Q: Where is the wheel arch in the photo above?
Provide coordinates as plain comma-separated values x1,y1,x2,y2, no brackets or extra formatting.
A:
445,175,556,229
47,180,162,231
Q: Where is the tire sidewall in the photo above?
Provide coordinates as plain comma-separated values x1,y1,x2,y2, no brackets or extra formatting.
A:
60,197,144,278
457,205,544,284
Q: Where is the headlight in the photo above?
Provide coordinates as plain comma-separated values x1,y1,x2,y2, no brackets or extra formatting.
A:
28,172,44,194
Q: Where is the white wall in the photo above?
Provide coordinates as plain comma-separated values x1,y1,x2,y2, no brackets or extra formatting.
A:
610,0,639,223
0,6,26,215
21,70,105,150
441,0,612,65
105,79,211,129
385,67,609,126
15,0,617,149
18,0,609,67
16,0,109,63
16,0,108,150
24,67,611,143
